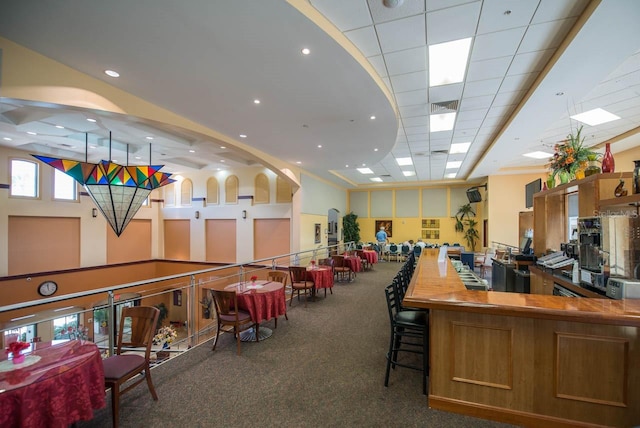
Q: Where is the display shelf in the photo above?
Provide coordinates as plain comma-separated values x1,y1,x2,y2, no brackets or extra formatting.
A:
599,193,640,208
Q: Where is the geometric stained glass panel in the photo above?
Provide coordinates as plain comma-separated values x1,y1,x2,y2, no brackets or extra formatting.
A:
86,184,151,237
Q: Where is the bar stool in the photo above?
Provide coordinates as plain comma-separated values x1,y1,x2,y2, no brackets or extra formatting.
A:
383,284,429,395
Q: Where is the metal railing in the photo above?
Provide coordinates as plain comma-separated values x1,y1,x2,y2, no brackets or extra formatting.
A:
1,242,354,362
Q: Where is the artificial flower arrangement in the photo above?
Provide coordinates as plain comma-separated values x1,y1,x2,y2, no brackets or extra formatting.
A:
6,341,30,356
549,125,597,178
153,325,177,346
250,275,258,283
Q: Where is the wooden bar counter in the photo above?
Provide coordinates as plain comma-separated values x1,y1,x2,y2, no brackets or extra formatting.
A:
403,249,640,428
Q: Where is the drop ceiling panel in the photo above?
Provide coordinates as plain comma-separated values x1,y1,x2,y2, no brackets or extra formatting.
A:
345,26,382,57
531,0,587,24
463,78,503,98
507,49,555,75
390,71,428,93
466,56,513,82
471,27,527,61
366,55,388,77
367,0,425,24
310,0,372,32
375,14,426,53
395,89,428,107
399,104,430,118
518,19,577,54
428,83,463,103
384,46,427,76
426,1,481,45
460,95,494,110
476,1,539,34
401,115,429,127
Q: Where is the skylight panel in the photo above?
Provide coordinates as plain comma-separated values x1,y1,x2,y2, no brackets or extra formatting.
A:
570,108,620,126
429,38,472,87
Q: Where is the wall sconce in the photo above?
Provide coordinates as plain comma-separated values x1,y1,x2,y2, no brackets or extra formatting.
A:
195,211,200,219
242,210,247,219
92,208,98,218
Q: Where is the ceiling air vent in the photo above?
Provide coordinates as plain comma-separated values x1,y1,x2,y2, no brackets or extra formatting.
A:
430,100,459,114
430,149,449,156
380,174,391,177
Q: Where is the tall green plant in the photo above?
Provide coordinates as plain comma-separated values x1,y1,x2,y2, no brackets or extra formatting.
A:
342,212,360,244
454,203,479,251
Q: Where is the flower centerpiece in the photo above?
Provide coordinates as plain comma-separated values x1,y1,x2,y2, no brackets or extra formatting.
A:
6,341,30,364
153,325,177,349
549,125,597,184
250,275,258,284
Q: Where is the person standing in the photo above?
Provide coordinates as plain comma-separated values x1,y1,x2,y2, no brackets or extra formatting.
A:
376,226,388,261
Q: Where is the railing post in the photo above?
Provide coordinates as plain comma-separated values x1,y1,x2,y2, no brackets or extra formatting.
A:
107,290,115,357
189,275,196,348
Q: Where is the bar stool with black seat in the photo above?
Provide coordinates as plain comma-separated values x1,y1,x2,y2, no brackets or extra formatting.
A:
384,284,429,395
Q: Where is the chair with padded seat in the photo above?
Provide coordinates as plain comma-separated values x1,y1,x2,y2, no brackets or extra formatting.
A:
267,270,289,326
211,289,258,355
387,244,401,262
288,266,315,307
355,249,370,271
331,255,353,282
400,244,411,261
384,284,429,395
102,306,160,428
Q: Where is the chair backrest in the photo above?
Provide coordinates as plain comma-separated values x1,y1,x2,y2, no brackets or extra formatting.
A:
384,284,401,322
389,244,398,253
401,245,410,254
289,266,308,283
331,255,346,267
413,246,422,256
211,289,239,319
116,306,160,359
267,270,288,286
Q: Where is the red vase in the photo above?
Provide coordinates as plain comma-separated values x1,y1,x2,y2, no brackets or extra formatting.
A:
602,143,615,173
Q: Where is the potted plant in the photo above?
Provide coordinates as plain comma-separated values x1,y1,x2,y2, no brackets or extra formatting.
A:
94,308,109,335
549,125,597,181
154,303,169,331
342,212,361,244
454,203,479,251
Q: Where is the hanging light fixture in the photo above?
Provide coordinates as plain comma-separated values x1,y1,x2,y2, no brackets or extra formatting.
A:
33,133,174,237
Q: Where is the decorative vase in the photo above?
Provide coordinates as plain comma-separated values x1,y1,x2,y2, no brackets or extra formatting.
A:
558,170,570,184
546,175,555,189
633,160,640,194
602,143,615,173
12,353,25,364
574,167,585,180
584,160,601,177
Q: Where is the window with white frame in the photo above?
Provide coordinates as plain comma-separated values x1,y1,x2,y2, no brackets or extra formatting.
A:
53,169,77,201
10,159,39,198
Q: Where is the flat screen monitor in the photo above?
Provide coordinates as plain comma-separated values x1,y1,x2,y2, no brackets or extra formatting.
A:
525,179,541,209
520,237,532,254
466,187,482,203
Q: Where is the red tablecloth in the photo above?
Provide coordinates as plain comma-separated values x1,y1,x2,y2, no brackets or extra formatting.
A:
362,250,378,264
306,266,334,290
343,255,362,273
227,281,287,324
0,340,105,428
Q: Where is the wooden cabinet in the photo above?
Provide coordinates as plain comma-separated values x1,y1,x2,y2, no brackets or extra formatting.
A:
533,173,632,255
529,268,553,295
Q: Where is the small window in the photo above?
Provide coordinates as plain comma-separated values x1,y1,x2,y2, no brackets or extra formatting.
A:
11,159,39,198
53,169,77,201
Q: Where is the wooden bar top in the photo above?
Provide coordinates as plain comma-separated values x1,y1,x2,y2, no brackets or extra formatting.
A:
403,248,640,327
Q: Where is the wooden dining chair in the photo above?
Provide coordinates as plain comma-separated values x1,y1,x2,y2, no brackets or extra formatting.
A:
211,289,257,355
331,255,352,282
355,250,370,271
288,266,315,307
102,306,160,428
267,270,289,327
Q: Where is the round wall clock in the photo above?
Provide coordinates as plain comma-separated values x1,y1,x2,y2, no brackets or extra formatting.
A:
38,280,58,296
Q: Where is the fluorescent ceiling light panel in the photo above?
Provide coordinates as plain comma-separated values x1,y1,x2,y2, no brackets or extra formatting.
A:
449,142,471,154
570,108,620,126
402,171,415,176
429,38,472,87
445,172,457,178
446,161,462,169
523,151,553,159
357,167,374,174
430,112,456,132
370,177,383,182
396,157,413,166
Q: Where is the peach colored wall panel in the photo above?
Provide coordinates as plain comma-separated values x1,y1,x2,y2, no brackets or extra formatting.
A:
254,218,290,261
107,219,152,264
205,219,237,263
8,216,80,275
164,219,190,260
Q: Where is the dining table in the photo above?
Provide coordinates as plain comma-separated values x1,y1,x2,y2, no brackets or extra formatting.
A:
361,249,379,265
0,339,105,428
343,254,363,274
224,280,287,342
305,265,334,295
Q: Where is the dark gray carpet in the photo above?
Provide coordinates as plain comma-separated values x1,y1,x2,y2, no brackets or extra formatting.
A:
79,260,513,428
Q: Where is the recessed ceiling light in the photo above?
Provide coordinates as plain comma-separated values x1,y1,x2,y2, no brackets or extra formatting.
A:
254,99,260,104
345,164,349,167
445,172,457,178
374,148,378,152
396,157,413,166
220,146,226,149
301,48,310,55
403,171,416,176
523,151,553,159
104,69,120,78
357,167,374,174
189,150,195,153
27,131,37,135
446,161,462,169
370,115,376,120
430,112,456,132
55,125,65,129
370,177,383,182
571,108,620,126
220,160,225,163
239,134,247,138
296,161,302,164
317,145,322,148
3,137,12,141
449,142,471,154
145,136,154,140
87,118,96,123
429,38,472,87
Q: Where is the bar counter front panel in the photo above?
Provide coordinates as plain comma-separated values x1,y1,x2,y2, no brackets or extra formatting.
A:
403,249,640,428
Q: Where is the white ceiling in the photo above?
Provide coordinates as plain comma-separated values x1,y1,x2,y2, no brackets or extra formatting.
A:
0,0,639,187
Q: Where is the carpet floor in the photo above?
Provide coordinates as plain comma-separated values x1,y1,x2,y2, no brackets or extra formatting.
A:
79,259,513,428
